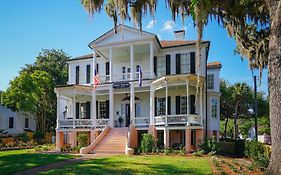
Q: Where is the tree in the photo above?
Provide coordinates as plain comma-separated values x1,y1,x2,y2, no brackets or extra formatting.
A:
1,49,69,133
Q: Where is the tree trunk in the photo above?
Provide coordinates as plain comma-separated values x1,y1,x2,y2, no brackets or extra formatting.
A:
224,116,229,139
265,1,281,174
234,101,239,140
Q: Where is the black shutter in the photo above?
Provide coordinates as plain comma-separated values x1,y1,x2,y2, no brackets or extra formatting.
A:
168,96,171,115
176,54,181,74
190,52,196,74
75,66,79,84
76,102,79,119
105,62,110,75
190,95,196,114
154,56,157,76
96,101,99,119
86,101,91,119
9,117,14,128
154,97,157,116
176,96,181,114
105,100,109,119
96,63,99,73
166,55,171,75
86,65,91,84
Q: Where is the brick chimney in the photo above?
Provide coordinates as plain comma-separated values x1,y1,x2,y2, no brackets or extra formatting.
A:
174,30,185,40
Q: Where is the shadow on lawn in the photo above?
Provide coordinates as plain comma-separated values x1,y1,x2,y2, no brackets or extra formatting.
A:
0,152,72,175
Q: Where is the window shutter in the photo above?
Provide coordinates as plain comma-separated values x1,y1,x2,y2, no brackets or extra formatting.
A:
176,96,181,114
168,96,171,115
76,103,79,119
190,95,196,114
9,117,14,128
86,102,91,119
96,101,99,119
166,55,171,75
105,62,110,75
190,52,195,74
86,65,91,84
154,56,157,76
154,97,157,116
176,54,181,74
105,100,109,119
96,63,99,73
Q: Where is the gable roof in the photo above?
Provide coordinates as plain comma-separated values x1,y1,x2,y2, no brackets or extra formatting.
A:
160,40,209,48
207,62,222,69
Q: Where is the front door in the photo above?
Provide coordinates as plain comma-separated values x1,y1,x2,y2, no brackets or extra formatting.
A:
125,104,130,127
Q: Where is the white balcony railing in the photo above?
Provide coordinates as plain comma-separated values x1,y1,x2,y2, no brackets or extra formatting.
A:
57,119,93,130
154,114,202,127
98,71,152,83
135,116,150,128
96,119,110,129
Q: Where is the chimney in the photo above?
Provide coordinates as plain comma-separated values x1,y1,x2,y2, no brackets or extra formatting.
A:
174,30,185,40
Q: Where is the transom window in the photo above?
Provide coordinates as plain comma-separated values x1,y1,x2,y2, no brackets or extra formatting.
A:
180,96,187,114
211,98,218,118
157,56,166,77
99,101,106,119
181,53,190,73
157,98,166,116
207,74,214,89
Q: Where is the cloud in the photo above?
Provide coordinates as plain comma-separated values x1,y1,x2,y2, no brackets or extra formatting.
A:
162,20,175,32
157,34,161,40
146,20,156,29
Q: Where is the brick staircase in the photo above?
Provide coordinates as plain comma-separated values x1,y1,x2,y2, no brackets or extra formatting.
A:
91,127,128,154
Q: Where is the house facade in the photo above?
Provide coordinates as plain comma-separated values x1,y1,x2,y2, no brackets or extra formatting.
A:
55,25,221,154
0,105,36,135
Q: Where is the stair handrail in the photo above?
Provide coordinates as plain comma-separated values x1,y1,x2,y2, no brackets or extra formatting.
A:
126,124,131,151
80,126,110,154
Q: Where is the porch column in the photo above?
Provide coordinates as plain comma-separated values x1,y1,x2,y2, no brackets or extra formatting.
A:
130,45,134,80
185,128,192,153
56,93,60,129
92,49,96,80
130,82,135,126
164,128,170,148
55,131,64,152
149,42,154,78
165,81,168,116
196,129,204,150
73,90,76,121
69,131,77,147
186,80,190,115
149,85,155,125
91,89,97,127
109,87,114,127
109,47,113,82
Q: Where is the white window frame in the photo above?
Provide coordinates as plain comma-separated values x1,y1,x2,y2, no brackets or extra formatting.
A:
211,98,218,118
157,98,166,116
207,74,214,90
99,101,106,119
157,56,166,77
181,53,190,74
180,96,187,114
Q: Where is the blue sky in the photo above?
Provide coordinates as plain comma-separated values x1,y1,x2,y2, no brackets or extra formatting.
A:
0,0,268,94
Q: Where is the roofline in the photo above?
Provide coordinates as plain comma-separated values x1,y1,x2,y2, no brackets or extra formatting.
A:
160,41,210,49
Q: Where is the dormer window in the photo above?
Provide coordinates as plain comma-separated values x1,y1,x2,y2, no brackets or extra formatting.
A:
207,74,214,89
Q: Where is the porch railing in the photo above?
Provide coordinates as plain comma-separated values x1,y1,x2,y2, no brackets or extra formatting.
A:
98,71,152,83
135,117,150,128
57,119,93,129
96,119,110,129
154,114,202,126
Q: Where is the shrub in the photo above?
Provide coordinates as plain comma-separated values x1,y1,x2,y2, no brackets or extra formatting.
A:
33,131,45,144
193,150,204,157
140,133,155,153
15,133,29,143
77,132,88,147
200,138,218,154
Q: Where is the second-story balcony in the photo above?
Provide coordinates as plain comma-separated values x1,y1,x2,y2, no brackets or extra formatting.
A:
98,71,153,84
154,114,202,127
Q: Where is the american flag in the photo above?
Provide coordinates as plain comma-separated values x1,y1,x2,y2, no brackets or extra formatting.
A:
93,69,100,88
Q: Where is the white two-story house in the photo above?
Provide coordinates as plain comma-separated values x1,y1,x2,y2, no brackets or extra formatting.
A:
55,25,221,154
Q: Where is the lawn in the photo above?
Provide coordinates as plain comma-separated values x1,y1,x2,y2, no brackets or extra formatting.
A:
40,155,212,175
0,149,74,175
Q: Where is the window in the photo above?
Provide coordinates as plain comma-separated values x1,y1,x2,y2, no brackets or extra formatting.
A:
211,98,218,118
157,56,166,77
75,66,80,84
180,96,187,114
207,74,214,89
9,117,14,128
86,64,91,84
181,53,190,73
136,103,141,117
80,103,87,119
157,98,166,116
99,101,106,119
122,67,126,79
24,118,29,129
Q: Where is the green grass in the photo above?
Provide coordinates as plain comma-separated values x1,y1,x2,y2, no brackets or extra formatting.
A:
40,155,212,175
0,149,73,175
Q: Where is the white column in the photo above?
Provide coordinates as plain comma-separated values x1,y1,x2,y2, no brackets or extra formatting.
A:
165,81,168,116
149,42,154,78
164,128,170,148
130,82,135,126
92,49,96,82
73,90,76,119
130,45,134,80
109,48,113,82
56,93,60,129
91,90,97,127
109,87,114,127
149,85,155,125
186,80,190,115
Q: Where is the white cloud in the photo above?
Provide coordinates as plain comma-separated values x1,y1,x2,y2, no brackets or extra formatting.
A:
146,20,156,29
157,34,161,40
162,20,175,32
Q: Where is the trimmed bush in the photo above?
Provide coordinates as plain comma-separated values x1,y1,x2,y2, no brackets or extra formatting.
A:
200,138,218,154
140,133,155,153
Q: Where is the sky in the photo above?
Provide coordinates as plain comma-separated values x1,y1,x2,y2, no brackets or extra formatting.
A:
0,0,268,94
